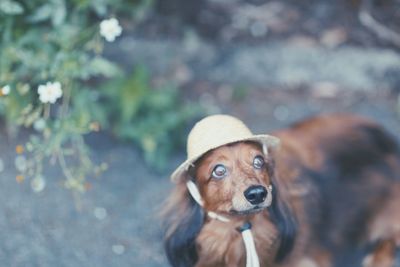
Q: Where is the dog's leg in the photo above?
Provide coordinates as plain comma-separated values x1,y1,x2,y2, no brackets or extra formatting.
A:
294,247,332,267
362,239,397,267
363,185,400,267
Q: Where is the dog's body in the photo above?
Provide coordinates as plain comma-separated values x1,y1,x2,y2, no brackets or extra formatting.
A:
164,114,400,267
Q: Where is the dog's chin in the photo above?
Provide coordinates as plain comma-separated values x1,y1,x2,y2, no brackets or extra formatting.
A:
229,205,268,216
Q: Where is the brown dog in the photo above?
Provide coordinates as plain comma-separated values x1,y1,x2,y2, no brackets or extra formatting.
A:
164,114,400,267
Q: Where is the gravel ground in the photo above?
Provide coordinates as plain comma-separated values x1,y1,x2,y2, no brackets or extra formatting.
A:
0,87,399,267
107,38,400,90
2,0,400,266
0,133,172,267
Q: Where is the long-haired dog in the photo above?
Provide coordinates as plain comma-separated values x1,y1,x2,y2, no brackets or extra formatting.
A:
163,114,400,267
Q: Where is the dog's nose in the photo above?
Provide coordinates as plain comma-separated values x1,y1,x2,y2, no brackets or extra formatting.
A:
244,185,267,205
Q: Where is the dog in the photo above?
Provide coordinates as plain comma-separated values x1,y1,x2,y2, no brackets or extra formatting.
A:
163,114,400,267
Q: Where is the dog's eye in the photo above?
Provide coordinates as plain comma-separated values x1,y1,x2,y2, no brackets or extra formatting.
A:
253,155,264,169
212,164,227,179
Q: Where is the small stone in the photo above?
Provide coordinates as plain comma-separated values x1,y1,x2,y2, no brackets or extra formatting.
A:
112,244,125,255
320,28,347,48
94,207,107,220
250,21,268,37
311,82,339,98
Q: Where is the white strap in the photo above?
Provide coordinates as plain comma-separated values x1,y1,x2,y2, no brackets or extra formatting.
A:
186,180,204,206
186,180,269,267
241,229,260,267
208,211,230,223
186,181,231,222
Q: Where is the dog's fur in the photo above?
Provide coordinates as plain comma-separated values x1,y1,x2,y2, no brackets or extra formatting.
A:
163,114,400,267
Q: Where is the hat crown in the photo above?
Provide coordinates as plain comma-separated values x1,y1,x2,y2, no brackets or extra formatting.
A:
187,115,253,159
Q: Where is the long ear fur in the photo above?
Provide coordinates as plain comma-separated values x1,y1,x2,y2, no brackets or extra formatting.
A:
163,181,204,267
268,180,298,262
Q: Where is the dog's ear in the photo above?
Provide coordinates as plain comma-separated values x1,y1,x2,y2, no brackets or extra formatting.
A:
268,180,298,263
163,180,204,267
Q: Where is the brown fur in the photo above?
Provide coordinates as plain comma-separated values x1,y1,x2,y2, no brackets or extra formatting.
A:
164,114,400,267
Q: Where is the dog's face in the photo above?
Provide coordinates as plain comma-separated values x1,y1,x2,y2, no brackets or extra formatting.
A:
194,142,273,215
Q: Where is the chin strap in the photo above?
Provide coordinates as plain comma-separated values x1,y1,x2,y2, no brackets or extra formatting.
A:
186,180,273,267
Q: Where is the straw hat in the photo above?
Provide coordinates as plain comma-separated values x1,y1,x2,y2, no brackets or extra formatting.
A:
171,114,280,182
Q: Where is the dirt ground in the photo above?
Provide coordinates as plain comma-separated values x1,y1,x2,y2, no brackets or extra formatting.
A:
1,0,400,266
2,88,399,267
153,0,400,47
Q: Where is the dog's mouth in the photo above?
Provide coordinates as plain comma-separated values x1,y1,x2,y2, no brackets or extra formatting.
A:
229,205,268,216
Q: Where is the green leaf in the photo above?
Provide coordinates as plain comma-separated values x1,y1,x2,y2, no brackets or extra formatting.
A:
51,0,66,26
119,67,149,122
27,4,53,23
88,57,122,78
90,0,107,16
0,0,24,15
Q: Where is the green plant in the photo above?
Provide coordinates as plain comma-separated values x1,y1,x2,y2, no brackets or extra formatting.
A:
101,67,202,171
0,0,198,193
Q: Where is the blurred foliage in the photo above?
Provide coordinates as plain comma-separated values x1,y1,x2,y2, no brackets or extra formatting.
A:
0,0,200,193
101,67,202,170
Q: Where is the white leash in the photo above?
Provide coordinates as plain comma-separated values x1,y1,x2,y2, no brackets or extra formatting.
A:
238,222,260,267
186,180,273,267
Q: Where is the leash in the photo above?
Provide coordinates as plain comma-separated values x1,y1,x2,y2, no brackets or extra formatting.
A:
238,222,259,267
186,180,273,267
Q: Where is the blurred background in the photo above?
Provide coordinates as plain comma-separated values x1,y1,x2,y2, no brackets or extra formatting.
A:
0,0,400,266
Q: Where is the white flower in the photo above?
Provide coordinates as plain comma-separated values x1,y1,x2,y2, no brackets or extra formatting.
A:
100,18,122,42
1,85,10,95
37,81,63,104
31,175,46,193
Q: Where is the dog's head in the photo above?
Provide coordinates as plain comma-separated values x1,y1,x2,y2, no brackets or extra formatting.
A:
194,142,273,215
164,141,297,267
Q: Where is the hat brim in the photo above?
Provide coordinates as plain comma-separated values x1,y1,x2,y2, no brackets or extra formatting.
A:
170,134,280,182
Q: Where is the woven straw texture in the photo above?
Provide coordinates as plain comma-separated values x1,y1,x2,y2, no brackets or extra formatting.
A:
171,115,280,182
